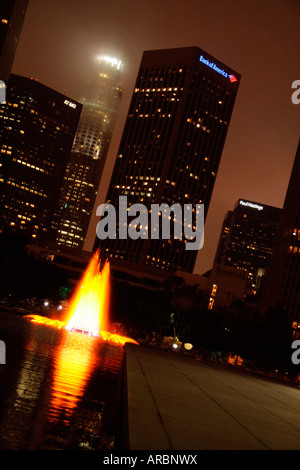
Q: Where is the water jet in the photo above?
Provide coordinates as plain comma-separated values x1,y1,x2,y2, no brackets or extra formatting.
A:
25,250,138,346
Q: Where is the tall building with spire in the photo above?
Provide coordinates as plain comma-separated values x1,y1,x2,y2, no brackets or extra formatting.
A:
95,47,241,276
54,56,123,249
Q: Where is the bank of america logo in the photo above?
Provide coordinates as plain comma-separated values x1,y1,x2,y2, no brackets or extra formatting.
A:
199,55,238,84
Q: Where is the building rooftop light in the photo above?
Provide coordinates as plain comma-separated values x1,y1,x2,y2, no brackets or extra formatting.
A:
96,55,123,70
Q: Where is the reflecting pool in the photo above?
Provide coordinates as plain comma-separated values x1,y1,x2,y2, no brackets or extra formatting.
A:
0,311,125,450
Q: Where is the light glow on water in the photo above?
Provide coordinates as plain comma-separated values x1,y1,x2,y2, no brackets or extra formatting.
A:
49,332,94,423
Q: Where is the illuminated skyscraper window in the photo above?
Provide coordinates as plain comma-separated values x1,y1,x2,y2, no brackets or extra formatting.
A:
214,199,282,295
95,47,241,274
0,74,82,240
54,56,123,249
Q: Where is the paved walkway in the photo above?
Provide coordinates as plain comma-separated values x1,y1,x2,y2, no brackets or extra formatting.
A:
124,343,300,450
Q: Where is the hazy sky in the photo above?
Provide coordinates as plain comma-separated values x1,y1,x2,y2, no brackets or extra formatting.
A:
12,0,300,274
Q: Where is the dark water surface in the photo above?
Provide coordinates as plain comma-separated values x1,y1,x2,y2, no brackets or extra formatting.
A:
0,311,125,450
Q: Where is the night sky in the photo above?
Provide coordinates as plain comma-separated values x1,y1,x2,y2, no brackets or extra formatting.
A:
12,0,300,275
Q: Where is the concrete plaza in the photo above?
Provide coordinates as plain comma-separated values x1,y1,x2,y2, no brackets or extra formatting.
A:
124,343,300,450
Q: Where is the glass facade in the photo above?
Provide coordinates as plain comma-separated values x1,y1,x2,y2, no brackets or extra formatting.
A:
95,47,241,273
214,199,282,295
0,74,82,241
54,57,123,249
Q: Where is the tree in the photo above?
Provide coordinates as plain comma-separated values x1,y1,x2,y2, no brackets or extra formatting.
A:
162,275,210,342
258,305,293,372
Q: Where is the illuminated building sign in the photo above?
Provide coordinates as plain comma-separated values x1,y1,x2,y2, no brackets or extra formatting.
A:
64,99,77,109
199,55,237,83
239,200,264,211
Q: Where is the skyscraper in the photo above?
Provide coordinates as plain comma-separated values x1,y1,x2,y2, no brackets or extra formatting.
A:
0,74,82,241
214,199,282,295
262,140,300,323
0,0,29,81
54,56,123,250
95,47,241,274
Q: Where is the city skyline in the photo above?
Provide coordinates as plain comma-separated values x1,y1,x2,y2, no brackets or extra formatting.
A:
10,0,300,274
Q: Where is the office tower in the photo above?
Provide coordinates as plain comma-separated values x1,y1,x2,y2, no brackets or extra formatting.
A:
95,47,240,274
262,140,300,323
54,56,123,250
214,199,282,295
0,0,29,81
0,74,82,241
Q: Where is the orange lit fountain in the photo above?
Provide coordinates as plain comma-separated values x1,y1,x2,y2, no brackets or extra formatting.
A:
25,250,138,346
65,249,110,336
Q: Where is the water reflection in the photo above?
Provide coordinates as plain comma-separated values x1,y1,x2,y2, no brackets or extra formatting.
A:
50,332,95,424
0,312,124,450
